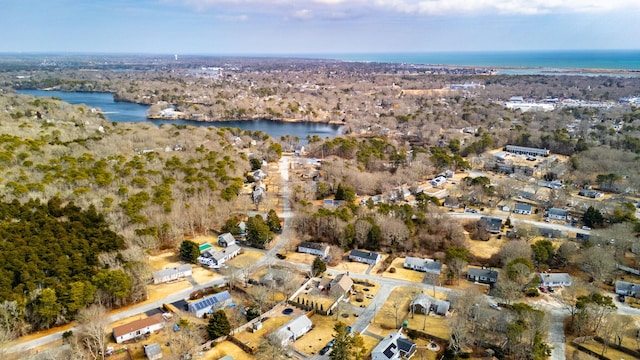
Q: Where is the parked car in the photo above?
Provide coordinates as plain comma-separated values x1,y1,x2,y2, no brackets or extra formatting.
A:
489,303,501,311
319,346,331,355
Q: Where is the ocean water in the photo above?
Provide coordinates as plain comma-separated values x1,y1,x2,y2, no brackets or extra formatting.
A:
301,50,640,72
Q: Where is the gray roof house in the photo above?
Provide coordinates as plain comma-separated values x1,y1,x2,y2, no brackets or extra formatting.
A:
480,217,502,234
371,330,416,360
615,281,640,297
513,203,532,215
467,267,499,284
539,273,572,287
197,244,241,269
273,315,313,346
409,293,450,316
218,233,236,247
403,257,442,275
298,242,330,257
547,208,568,221
152,264,192,284
188,291,233,318
349,250,382,265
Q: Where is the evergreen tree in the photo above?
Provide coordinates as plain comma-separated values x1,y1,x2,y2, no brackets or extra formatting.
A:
312,257,327,276
180,240,200,264
246,215,273,248
207,310,231,340
330,321,367,360
266,209,282,233
583,206,604,228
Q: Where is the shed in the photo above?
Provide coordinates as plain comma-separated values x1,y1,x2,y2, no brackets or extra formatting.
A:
144,343,163,360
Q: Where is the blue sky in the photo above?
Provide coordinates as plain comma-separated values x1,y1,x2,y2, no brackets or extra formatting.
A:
1,0,639,54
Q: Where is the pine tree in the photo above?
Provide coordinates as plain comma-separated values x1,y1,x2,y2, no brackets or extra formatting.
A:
206,310,231,340
180,240,200,264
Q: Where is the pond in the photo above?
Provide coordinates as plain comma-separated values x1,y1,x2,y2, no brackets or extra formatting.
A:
18,89,343,143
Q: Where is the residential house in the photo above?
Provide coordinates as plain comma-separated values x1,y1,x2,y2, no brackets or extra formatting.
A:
329,274,353,299
371,330,416,360
615,281,640,297
144,343,163,360
504,145,550,157
188,291,233,318
480,217,502,234
403,257,442,275
112,314,165,344
349,250,382,265
197,244,241,269
467,267,499,285
298,242,330,257
409,293,450,316
218,233,236,247
152,264,192,284
547,208,568,221
443,197,460,209
539,273,572,287
259,268,290,288
579,189,604,198
513,203,532,215
273,315,313,346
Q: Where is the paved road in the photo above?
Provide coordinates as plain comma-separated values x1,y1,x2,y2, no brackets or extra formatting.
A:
447,212,591,235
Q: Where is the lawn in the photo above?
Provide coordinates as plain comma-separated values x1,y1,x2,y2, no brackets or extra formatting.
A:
227,249,265,268
232,306,307,353
349,281,379,309
293,313,357,355
373,286,419,330
383,257,433,283
202,341,256,360
329,259,371,274
405,314,451,340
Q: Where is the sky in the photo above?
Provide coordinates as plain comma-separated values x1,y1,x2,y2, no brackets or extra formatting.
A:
1,0,640,54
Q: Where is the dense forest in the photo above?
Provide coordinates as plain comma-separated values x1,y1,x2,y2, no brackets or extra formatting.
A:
0,198,125,331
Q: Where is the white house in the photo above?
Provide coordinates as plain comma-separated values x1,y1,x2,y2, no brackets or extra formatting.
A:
349,250,382,265
218,232,236,247
298,242,330,257
371,330,416,360
513,203,532,215
198,244,241,269
539,273,572,287
112,314,165,344
188,291,233,318
152,264,192,284
547,208,568,221
273,315,313,346
403,257,442,275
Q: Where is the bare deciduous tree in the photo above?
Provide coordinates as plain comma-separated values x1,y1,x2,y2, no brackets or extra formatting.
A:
77,305,109,360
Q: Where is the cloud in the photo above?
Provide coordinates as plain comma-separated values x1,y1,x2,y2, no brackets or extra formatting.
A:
176,0,640,16
292,9,313,19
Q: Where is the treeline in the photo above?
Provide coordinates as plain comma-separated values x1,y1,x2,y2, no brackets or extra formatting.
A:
293,199,465,254
0,198,131,332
